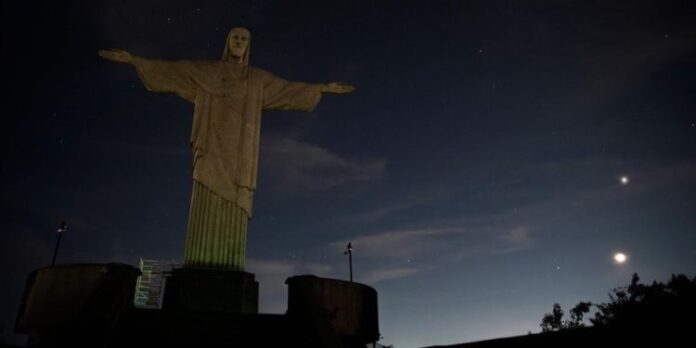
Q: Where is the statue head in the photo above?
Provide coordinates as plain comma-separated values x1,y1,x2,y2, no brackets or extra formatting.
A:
223,27,250,64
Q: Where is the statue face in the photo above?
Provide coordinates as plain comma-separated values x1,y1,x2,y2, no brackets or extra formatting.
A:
227,28,249,59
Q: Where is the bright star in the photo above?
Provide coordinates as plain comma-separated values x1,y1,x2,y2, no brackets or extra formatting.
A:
614,252,627,264
620,176,629,185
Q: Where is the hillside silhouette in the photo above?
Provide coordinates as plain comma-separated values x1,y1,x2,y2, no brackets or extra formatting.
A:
424,274,696,348
541,273,696,333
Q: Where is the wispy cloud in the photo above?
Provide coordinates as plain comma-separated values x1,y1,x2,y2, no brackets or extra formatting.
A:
494,226,534,255
487,159,696,227
328,223,537,284
260,134,386,191
319,159,696,286
363,266,420,284
253,158,696,287
331,228,468,259
246,258,297,278
303,263,334,277
246,258,337,313
246,259,336,280
341,186,455,224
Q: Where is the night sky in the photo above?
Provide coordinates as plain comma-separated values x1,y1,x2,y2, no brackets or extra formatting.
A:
2,1,695,347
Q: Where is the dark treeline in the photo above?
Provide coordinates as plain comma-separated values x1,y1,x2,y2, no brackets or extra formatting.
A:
541,273,696,332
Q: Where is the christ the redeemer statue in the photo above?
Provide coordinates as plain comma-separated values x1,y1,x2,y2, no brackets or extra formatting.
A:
99,27,353,271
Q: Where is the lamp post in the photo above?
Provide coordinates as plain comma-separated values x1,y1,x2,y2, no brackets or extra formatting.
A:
51,221,67,266
344,242,353,282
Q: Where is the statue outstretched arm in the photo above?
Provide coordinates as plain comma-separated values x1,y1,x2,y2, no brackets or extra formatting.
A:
321,82,355,94
262,72,355,112
98,49,133,64
98,49,197,102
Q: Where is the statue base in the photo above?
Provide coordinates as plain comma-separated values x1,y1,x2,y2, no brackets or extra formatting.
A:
162,267,258,314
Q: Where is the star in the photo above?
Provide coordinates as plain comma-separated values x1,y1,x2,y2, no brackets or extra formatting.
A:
620,176,629,185
613,252,627,264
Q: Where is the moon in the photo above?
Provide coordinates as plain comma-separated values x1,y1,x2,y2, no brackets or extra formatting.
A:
614,252,627,264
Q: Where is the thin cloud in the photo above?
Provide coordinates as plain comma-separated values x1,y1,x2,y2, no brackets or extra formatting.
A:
331,228,469,259
324,224,537,285
341,186,455,224
246,258,338,313
494,226,534,255
489,159,696,226
245,258,296,313
303,263,334,277
246,258,296,277
324,159,696,273
363,266,421,284
249,256,420,286
260,134,386,191
331,223,535,264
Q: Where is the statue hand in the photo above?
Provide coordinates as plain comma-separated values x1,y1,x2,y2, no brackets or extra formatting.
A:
98,49,133,64
322,82,355,94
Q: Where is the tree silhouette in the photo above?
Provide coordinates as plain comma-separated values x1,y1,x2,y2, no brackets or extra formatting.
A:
591,273,696,330
566,301,592,329
540,303,564,332
540,301,592,332
541,273,696,332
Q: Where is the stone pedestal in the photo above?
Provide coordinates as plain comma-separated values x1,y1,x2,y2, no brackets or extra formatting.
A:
162,268,258,314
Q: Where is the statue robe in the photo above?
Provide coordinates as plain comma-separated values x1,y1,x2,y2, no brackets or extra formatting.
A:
132,57,322,269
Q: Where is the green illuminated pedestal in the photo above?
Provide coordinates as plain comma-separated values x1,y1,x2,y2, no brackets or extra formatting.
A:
162,268,258,314
184,180,249,270
173,181,258,314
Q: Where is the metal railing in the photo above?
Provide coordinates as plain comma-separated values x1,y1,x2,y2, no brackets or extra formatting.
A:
134,258,179,309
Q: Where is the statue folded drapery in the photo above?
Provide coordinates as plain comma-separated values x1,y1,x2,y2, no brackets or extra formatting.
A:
132,56,323,217
99,27,353,270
